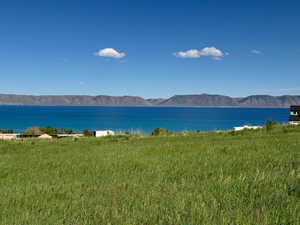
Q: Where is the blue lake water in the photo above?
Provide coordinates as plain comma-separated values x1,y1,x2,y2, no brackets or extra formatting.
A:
0,106,289,133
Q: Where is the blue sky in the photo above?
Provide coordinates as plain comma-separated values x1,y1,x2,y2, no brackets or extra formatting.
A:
0,0,300,98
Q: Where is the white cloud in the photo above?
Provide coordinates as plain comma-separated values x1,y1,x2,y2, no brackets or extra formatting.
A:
174,49,202,58
173,47,228,60
280,87,300,92
251,49,263,54
94,48,125,59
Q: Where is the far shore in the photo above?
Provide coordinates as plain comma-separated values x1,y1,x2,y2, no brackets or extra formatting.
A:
0,104,292,108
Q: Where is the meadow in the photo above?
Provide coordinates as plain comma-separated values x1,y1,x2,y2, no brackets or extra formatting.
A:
0,126,299,225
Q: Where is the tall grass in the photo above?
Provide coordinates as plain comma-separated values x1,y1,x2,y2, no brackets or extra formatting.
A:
0,126,299,225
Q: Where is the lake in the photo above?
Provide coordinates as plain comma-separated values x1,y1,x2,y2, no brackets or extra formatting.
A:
0,106,289,133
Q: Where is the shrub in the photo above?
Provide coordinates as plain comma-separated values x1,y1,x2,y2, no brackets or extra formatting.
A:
0,129,14,134
23,126,75,136
40,126,58,136
282,126,289,133
23,127,43,136
229,130,236,136
83,129,93,137
59,129,74,134
151,128,170,136
266,120,277,131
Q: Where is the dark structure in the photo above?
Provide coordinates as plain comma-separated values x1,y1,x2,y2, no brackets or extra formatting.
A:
289,105,300,123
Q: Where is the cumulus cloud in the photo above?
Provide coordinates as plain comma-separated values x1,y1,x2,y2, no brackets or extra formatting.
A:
94,48,125,59
173,47,228,60
251,49,263,54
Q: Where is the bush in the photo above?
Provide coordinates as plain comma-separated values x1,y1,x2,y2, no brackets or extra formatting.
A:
23,127,43,136
229,130,236,136
59,129,74,134
0,129,14,134
151,128,170,136
83,129,93,137
23,126,76,136
266,120,277,131
40,126,58,136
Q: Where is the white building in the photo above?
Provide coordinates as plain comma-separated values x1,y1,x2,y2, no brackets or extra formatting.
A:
0,133,21,140
57,134,83,138
38,134,53,139
95,130,115,137
233,125,262,131
289,105,300,125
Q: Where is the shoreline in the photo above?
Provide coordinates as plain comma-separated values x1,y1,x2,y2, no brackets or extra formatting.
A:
0,105,291,108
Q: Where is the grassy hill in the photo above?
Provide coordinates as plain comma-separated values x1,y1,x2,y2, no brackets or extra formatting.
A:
0,127,299,225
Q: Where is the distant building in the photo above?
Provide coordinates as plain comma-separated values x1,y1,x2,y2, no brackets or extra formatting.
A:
94,130,115,137
38,134,53,139
0,133,20,140
57,134,83,138
234,125,262,131
289,105,300,124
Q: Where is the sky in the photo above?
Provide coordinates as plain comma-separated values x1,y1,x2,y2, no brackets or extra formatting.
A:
0,0,300,98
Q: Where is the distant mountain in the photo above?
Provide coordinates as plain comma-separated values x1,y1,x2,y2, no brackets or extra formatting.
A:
234,95,300,107
0,93,300,107
158,94,300,107
0,94,151,106
159,94,239,107
146,98,166,105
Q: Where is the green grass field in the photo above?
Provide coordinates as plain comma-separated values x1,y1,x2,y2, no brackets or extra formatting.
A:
0,127,299,225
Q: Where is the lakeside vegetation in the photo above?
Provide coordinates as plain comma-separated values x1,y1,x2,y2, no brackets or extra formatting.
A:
0,124,299,225
0,120,281,137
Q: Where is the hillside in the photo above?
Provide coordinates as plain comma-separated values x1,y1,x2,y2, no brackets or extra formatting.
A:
1,93,300,107
146,98,167,105
0,94,151,106
158,94,300,107
159,94,239,107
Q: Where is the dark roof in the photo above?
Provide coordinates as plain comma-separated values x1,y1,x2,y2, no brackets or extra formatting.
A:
289,115,300,121
290,105,300,111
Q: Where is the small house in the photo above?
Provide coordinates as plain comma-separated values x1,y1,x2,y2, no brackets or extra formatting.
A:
94,130,115,137
57,134,83,138
289,105,300,124
0,134,20,140
38,134,53,139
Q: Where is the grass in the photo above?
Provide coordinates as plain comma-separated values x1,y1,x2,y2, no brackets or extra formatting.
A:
0,126,299,225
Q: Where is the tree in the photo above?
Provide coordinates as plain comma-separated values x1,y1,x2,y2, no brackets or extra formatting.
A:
0,129,14,134
40,126,57,136
23,127,43,136
151,128,170,136
83,129,93,137
59,129,74,134
266,120,277,131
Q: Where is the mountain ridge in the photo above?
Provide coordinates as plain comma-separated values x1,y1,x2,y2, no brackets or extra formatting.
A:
0,94,299,107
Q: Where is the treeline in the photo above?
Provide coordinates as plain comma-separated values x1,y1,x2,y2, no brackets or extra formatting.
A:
0,129,14,134
0,127,99,137
0,120,280,136
23,127,75,136
0,126,77,135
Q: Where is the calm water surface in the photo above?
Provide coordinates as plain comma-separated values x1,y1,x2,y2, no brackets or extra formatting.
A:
0,106,289,133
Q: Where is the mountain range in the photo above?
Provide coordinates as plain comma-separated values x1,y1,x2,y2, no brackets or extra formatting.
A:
0,94,299,107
